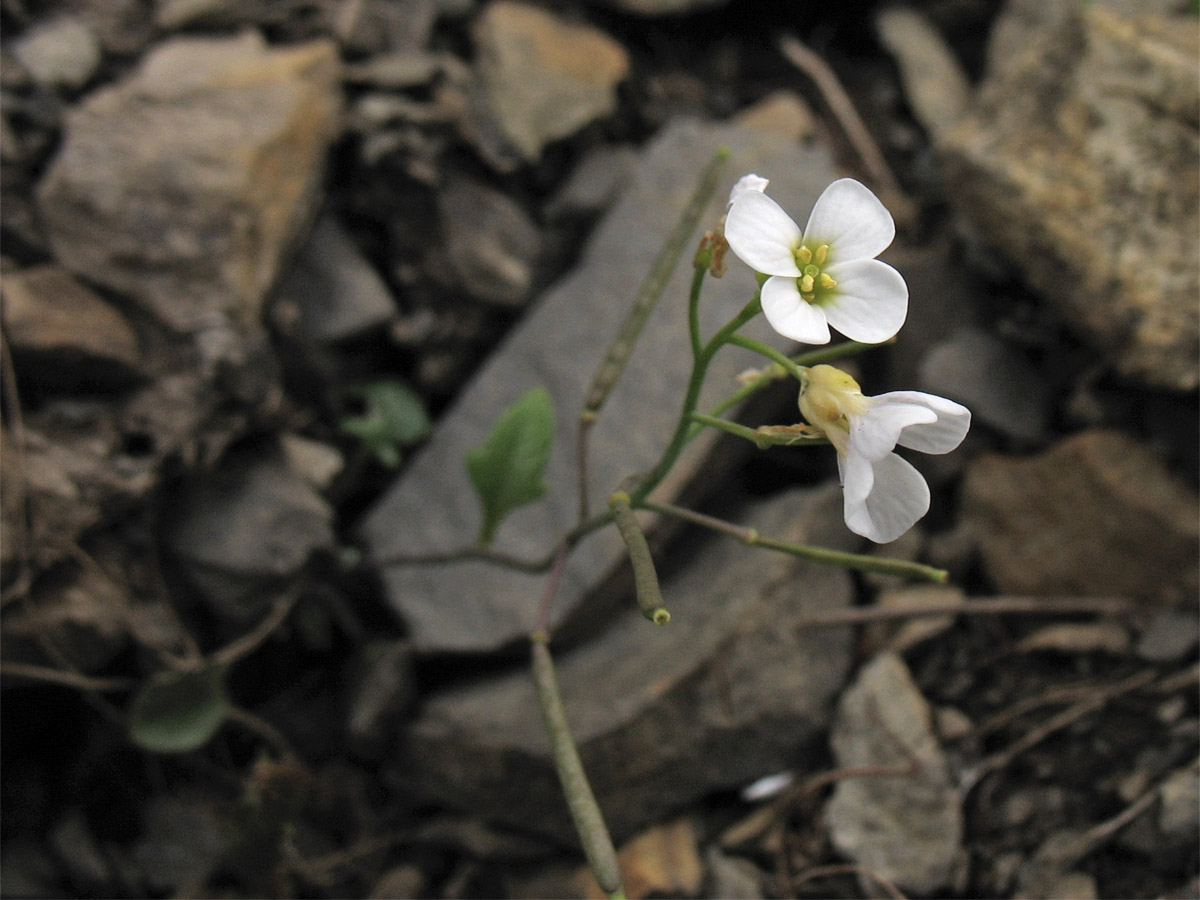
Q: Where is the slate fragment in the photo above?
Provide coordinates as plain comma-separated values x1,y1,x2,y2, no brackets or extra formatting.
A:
390,486,857,843
361,117,843,653
825,652,963,894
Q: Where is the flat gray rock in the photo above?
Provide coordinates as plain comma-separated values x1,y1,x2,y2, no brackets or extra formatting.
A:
826,652,963,894
391,485,858,842
360,117,842,653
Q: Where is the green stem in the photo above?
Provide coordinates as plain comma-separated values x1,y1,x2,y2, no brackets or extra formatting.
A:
689,412,773,449
703,339,883,423
643,499,949,583
724,333,807,382
629,294,762,506
686,264,706,360
580,149,728,423
529,636,626,898
608,492,670,624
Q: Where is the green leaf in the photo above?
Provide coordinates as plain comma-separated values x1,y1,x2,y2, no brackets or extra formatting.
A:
340,380,432,467
466,386,555,546
128,665,232,754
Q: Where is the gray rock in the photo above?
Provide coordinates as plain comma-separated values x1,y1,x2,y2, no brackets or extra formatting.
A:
2,265,141,391
1134,608,1200,662
166,449,335,620
12,17,102,90
392,486,857,842
346,640,415,759
360,117,843,653
962,429,1199,604
437,173,542,307
130,791,229,895
826,652,963,894
940,3,1200,389
36,31,341,334
544,144,638,221
272,214,397,342
919,327,1051,443
49,809,112,889
465,2,629,171
1157,765,1200,848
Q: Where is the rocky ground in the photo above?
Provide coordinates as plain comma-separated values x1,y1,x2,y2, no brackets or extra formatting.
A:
1,0,1198,898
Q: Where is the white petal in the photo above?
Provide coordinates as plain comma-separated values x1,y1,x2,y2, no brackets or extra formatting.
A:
849,399,937,461
728,173,769,207
840,449,874,506
802,178,896,262
725,190,802,276
761,276,831,344
820,259,908,343
872,391,972,454
842,452,930,543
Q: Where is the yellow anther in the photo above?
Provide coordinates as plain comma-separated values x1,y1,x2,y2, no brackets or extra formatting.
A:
819,272,837,290
814,244,829,265
796,245,812,264
799,273,815,293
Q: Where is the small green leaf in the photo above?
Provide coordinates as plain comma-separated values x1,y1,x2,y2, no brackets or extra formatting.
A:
340,380,432,467
466,386,555,546
128,665,232,754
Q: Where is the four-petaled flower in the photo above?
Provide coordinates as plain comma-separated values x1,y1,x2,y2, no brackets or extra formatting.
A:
799,365,971,543
724,177,908,345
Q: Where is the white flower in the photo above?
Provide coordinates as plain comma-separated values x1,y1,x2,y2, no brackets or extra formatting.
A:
798,365,970,543
724,177,908,345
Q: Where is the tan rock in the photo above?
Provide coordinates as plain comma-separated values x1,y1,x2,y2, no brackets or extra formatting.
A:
37,31,341,333
2,265,140,388
962,429,1199,603
467,2,628,170
940,4,1199,389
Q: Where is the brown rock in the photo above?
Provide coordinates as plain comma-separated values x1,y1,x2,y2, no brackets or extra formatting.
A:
962,429,1199,603
466,2,628,170
36,31,341,333
941,4,1200,389
2,265,140,390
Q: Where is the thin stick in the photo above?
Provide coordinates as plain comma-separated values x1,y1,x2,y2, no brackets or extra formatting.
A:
0,661,136,692
211,590,300,667
778,34,908,213
795,595,1135,631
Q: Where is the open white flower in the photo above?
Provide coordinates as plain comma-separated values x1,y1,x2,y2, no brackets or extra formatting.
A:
799,365,970,543
724,177,908,345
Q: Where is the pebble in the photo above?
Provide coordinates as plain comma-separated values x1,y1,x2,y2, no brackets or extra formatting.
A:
12,17,102,91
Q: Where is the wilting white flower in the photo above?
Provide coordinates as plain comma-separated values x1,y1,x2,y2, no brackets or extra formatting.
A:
799,365,970,543
727,173,770,207
724,177,908,345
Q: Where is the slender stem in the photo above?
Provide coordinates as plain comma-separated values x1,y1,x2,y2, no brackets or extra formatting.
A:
530,636,626,899
643,499,949,583
608,492,669,624
629,294,762,506
689,412,771,448
725,333,807,382
705,339,883,422
580,149,728,422
686,264,706,360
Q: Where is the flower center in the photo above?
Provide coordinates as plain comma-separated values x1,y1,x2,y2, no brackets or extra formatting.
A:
793,243,837,304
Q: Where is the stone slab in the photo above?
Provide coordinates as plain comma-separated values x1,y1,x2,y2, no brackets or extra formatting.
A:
360,117,842,653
